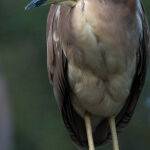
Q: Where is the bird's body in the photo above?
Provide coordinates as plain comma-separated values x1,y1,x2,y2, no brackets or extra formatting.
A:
26,0,149,149
68,0,139,118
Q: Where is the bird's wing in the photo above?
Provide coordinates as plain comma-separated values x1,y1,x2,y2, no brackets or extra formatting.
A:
115,0,149,128
46,1,149,148
93,0,149,145
47,4,88,147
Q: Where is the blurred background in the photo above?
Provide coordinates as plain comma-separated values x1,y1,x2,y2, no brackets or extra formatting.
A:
0,0,150,150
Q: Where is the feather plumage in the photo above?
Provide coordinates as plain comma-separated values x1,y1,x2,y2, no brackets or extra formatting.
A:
46,0,149,148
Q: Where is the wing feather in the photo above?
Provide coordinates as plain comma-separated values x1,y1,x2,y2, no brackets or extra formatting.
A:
47,4,88,147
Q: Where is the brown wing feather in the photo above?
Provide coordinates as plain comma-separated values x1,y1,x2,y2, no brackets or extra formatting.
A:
47,4,88,147
46,2,149,148
115,1,149,129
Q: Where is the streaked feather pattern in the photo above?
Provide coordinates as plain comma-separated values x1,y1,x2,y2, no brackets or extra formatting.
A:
47,0,149,148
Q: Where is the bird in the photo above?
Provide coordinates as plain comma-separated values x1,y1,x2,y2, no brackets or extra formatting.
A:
25,0,149,150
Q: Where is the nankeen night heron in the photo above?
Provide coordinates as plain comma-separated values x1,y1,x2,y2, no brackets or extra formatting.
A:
25,0,149,150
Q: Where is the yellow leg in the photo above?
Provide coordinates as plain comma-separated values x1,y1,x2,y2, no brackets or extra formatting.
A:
84,112,95,150
109,116,120,150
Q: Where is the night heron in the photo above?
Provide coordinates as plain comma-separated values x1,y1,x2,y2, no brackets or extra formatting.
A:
25,0,149,150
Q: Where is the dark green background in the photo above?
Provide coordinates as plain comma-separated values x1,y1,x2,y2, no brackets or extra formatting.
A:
0,0,150,150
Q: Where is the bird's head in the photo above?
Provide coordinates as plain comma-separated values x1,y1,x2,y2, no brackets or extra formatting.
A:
25,0,75,10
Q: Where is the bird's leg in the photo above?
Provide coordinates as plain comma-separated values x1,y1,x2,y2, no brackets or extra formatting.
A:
109,116,120,150
84,112,95,150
